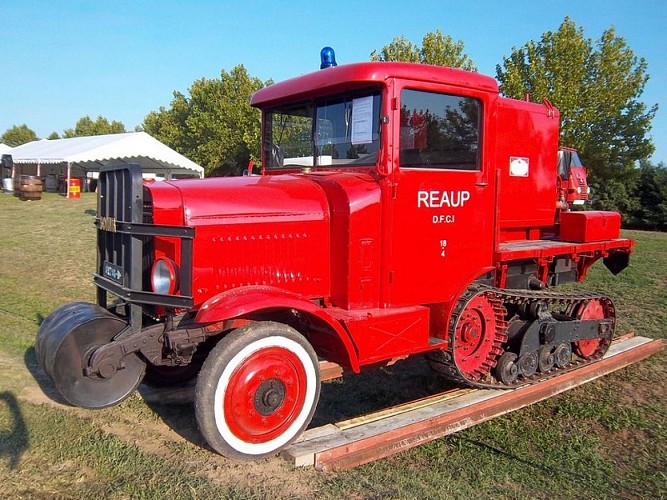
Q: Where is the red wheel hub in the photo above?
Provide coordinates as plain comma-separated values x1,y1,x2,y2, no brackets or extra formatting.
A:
573,299,609,359
453,294,505,379
224,347,307,444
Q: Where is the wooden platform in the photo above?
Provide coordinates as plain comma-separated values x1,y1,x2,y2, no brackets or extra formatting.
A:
281,335,664,471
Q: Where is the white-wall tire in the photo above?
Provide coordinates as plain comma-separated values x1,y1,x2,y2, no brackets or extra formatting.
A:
195,321,320,460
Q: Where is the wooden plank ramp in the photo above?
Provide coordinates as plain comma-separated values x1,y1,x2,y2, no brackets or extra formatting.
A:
282,335,664,471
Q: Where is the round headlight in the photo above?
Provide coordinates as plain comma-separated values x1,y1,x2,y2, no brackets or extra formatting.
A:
587,186,591,194
151,258,178,295
577,186,582,194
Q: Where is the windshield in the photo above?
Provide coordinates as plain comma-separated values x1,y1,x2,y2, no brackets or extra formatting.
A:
557,149,584,179
264,90,382,169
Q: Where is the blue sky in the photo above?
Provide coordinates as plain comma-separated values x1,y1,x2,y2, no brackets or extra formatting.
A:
2,1,666,163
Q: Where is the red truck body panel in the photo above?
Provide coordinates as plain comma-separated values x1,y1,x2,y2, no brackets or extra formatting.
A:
495,98,561,235
251,62,499,107
305,172,383,310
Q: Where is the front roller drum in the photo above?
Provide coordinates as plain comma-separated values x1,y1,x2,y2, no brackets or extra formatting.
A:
36,302,146,408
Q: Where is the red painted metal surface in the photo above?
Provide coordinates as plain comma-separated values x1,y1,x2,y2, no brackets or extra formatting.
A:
195,285,361,371
306,172,382,310
386,77,497,307
142,61,634,373
572,299,610,358
565,166,590,204
495,97,561,232
329,305,431,365
452,294,505,379
559,211,622,243
495,238,632,262
147,181,187,272
251,62,498,108
224,346,307,444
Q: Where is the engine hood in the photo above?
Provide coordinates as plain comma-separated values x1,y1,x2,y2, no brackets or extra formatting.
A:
164,174,330,225
146,174,333,305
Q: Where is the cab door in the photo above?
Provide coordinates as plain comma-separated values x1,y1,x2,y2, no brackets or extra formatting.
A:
388,85,495,306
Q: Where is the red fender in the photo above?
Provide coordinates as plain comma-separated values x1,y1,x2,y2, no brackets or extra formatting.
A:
195,285,360,372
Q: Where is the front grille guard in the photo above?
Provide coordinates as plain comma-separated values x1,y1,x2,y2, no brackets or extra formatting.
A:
94,164,194,331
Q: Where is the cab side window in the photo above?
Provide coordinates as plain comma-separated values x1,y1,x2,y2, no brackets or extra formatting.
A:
400,89,481,170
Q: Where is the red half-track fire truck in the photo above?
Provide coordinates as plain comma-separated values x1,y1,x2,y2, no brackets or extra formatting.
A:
37,49,634,460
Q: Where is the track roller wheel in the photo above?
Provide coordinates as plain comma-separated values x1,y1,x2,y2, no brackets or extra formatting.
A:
494,352,519,384
572,299,614,360
195,321,320,460
36,302,145,408
538,346,555,373
554,343,572,368
517,352,538,378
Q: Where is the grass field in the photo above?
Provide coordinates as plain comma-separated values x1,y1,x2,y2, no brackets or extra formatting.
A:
0,192,664,499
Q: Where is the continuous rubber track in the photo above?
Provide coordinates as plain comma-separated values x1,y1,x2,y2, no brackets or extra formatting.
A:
426,285,615,389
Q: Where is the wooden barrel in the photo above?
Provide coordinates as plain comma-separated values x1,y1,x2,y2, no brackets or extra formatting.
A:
19,175,43,201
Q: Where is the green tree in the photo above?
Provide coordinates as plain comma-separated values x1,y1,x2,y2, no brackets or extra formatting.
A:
632,160,667,230
590,176,639,225
63,116,126,138
1,124,38,147
47,131,60,140
496,17,657,192
371,30,477,71
371,36,420,63
144,65,270,176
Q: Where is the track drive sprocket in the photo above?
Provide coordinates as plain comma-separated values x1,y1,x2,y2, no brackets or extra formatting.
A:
427,286,507,382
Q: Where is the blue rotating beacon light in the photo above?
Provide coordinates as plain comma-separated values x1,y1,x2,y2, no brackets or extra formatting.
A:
320,47,337,69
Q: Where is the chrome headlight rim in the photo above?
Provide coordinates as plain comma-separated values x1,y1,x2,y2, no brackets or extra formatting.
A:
151,258,178,295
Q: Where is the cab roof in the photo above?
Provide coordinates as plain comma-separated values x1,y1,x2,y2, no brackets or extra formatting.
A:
250,62,499,108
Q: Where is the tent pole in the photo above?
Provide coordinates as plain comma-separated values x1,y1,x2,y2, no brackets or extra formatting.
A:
67,161,71,199
37,160,41,177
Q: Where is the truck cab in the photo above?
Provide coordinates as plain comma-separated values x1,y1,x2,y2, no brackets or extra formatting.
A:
252,62,502,311
557,147,590,206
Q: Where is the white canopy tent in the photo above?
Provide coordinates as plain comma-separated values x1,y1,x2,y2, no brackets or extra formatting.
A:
0,143,12,155
5,132,204,194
